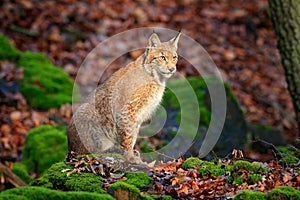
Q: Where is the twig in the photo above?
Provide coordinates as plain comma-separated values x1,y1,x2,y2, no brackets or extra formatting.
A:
0,163,26,188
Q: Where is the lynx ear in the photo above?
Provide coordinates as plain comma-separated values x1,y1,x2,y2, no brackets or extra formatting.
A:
169,32,181,51
147,33,161,48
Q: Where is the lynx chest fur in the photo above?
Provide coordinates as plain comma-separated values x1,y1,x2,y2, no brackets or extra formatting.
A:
67,32,181,163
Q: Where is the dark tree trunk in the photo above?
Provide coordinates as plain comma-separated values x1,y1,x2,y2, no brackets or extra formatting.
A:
269,0,300,135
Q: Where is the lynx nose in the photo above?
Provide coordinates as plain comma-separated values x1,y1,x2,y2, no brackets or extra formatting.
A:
169,68,176,72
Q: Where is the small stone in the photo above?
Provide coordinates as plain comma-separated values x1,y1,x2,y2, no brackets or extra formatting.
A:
224,50,237,61
10,111,22,121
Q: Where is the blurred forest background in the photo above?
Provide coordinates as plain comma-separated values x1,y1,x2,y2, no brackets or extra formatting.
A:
0,0,298,161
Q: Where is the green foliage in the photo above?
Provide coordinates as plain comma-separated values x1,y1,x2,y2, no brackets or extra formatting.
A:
12,163,33,184
234,190,266,200
34,162,105,193
182,157,203,169
0,34,21,60
266,186,300,200
0,34,76,109
247,174,262,185
22,125,68,174
0,186,114,200
18,52,74,109
278,141,300,167
123,172,153,188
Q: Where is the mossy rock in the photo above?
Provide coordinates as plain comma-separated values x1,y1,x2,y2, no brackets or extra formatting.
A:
0,34,21,60
266,186,300,200
123,172,153,189
0,186,114,200
12,163,33,184
160,76,247,159
33,162,105,193
109,182,153,200
234,190,266,200
0,34,75,109
234,186,300,200
22,125,68,174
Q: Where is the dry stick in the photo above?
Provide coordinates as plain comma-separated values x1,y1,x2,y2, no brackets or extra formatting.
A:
0,163,26,188
251,139,288,167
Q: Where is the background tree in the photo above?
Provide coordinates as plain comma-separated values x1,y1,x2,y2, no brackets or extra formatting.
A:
269,0,300,135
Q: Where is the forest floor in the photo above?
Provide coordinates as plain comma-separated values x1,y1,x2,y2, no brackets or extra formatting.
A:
0,0,298,171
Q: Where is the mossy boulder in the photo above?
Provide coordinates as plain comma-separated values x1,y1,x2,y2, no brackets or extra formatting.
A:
22,125,68,174
109,182,153,200
122,172,153,189
0,34,21,60
266,186,300,200
12,163,33,184
158,77,247,159
234,186,300,200
34,162,105,193
0,186,114,200
0,34,75,109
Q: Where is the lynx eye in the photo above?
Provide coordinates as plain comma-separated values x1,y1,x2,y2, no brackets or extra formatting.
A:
160,56,167,61
173,56,177,61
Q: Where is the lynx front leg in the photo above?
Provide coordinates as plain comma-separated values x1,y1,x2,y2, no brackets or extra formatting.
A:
116,114,142,163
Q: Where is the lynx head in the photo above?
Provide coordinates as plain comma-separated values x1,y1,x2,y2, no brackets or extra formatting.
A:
143,32,181,84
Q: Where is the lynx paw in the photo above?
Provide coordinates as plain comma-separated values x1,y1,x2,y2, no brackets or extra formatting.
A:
124,151,143,164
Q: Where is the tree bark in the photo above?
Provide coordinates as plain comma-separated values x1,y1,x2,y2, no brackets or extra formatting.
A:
269,0,300,135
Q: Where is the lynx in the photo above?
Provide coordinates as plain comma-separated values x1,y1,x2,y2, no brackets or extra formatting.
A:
67,32,181,163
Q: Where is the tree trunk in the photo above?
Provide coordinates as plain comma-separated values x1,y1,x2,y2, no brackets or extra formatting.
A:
269,0,300,135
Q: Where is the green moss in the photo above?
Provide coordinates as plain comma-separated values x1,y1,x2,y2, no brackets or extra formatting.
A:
232,177,244,185
247,174,262,185
12,163,33,184
278,144,300,167
235,186,300,200
182,157,228,176
0,186,114,200
17,52,75,109
231,160,269,173
0,194,28,200
22,125,67,174
162,195,173,200
0,34,21,60
0,34,76,109
110,182,140,195
123,172,153,188
267,186,300,200
110,182,154,200
182,157,203,169
234,190,266,200
34,162,105,193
